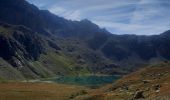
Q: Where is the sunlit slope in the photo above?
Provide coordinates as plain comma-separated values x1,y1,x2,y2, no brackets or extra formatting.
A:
77,62,170,100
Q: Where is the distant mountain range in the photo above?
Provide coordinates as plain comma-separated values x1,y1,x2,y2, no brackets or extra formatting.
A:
0,0,170,80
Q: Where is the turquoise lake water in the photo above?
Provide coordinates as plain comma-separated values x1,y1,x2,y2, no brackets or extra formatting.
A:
42,75,121,87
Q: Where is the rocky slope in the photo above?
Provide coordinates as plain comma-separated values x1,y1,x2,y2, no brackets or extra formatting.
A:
78,62,170,100
0,0,170,80
0,22,87,80
0,22,45,79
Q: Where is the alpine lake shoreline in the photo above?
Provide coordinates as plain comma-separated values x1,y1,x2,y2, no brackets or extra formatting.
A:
22,74,122,88
0,74,122,100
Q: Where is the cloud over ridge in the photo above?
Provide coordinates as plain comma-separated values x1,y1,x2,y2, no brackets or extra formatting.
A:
27,0,170,35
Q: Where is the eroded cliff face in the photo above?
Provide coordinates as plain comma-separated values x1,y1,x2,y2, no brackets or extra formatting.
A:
0,23,46,79
0,23,44,62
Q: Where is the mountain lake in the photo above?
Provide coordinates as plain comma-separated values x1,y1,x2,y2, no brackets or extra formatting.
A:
40,75,121,88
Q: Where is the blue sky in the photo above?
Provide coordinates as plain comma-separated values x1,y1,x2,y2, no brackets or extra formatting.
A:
27,0,170,35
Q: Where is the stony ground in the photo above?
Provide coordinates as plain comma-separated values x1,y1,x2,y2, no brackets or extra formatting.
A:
75,62,170,100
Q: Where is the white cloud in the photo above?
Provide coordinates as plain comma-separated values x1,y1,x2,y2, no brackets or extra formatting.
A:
64,10,81,20
27,0,170,35
93,20,169,35
49,6,66,15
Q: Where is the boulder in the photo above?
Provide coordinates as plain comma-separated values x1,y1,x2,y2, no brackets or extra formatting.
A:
134,90,144,99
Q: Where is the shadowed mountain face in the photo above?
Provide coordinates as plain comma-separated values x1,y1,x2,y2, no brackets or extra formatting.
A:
0,22,46,79
100,33,170,61
0,0,170,79
0,0,108,37
0,23,44,61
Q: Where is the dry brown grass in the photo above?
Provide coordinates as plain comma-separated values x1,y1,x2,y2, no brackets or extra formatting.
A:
0,82,88,100
0,62,170,100
76,62,170,100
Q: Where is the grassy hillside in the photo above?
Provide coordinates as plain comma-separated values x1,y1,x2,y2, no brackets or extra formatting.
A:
0,62,169,100
0,58,25,80
75,62,170,100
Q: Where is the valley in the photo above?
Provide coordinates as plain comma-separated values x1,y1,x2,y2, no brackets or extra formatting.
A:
0,0,170,100
0,62,169,100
